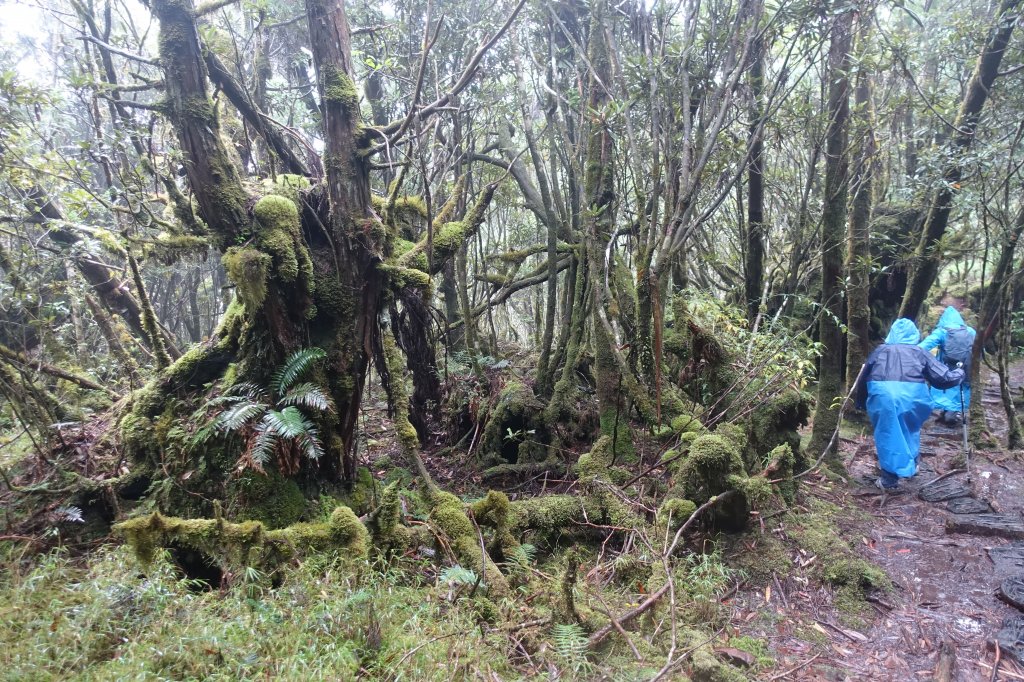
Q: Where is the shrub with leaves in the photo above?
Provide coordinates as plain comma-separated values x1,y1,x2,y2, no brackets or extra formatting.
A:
198,348,334,475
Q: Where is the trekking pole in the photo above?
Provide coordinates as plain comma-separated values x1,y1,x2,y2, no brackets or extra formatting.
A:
957,362,971,485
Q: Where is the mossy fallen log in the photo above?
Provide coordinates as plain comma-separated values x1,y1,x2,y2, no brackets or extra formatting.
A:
114,505,368,578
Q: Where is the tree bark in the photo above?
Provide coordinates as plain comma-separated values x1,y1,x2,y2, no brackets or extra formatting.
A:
845,17,875,388
744,32,766,323
809,7,853,460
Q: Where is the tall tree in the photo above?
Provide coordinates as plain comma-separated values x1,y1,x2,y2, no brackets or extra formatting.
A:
810,6,853,459
845,9,876,386
745,30,767,323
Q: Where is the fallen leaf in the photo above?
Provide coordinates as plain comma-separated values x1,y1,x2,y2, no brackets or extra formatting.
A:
714,647,756,668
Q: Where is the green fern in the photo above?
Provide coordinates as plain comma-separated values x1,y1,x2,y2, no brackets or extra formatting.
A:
439,565,479,587
198,348,333,472
272,347,326,396
551,622,590,671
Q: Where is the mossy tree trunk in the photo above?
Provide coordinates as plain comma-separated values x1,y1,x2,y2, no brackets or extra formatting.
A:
583,2,631,459
151,0,377,481
809,5,853,461
744,31,766,324
845,15,876,388
898,0,1022,320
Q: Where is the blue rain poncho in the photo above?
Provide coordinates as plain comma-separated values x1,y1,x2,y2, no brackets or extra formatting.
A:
919,306,976,413
856,319,965,479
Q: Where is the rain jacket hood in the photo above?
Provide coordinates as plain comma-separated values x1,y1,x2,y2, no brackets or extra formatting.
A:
885,318,921,345
936,306,966,330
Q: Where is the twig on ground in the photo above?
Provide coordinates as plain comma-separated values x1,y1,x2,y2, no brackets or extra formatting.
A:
767,653,821,681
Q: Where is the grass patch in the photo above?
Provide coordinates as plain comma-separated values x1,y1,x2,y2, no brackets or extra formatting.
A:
0,547,513,680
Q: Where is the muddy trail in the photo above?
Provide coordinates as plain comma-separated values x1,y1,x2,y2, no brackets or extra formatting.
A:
726,365,1024,681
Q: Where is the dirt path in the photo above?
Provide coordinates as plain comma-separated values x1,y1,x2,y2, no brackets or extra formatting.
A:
729,366,1024,681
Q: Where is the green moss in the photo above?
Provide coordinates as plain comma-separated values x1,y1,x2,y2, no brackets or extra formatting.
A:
228,470,306,529
321,64,359,112
391,196,427,218
431,220,467,254
599,409,635,462
223,246,270,311
115,504,368,576
470,490,517,557
748,389,811,471
676,435,745,502
327,505,370,557
313,273,351,319
575,435,613,481
729,531,793,583
681,628,748,682
658,498,697,531
506,493,641,539
253,194,313,288
392,238,429,271
671,412,703,434
146,233,208,264
479,381,546,467
430,492,510,597
261,173,311,205
379,263,432,291
93,228,127,255
368,482,409,549
787,500,890,624
727,635,774,668
216,298,246,343
714,423,747,451
346,466,376,515
119,411,156,460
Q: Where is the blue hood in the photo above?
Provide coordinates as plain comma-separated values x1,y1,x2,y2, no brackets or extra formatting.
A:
885,318,921,345
936,306,966,329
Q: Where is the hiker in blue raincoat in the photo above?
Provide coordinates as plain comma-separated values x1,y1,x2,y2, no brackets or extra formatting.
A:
856,319,965,490
919,306,976,426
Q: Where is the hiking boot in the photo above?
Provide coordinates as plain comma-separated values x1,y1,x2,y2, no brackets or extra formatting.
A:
935,411,948,423
874,478,905,494
946,412,964,427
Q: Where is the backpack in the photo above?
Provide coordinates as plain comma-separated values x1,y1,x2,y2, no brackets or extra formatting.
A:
943,326,974,370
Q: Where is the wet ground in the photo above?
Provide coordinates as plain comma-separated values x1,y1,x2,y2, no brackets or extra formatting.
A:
731,365,1024,681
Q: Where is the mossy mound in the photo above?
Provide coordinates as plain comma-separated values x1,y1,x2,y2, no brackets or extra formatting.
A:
479,380,548,467
226,470,307,529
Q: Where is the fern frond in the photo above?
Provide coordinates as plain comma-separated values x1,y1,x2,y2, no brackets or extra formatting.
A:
203,394,249,408
296,429,324,461
250,428,278,467
279,382,335,414
272,348,326,395
224,381,266,400
261,407,310,440
214,401,266,434
551,623,589,662
440,565,479,586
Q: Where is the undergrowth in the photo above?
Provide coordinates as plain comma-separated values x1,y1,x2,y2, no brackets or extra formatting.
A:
0,547,514,681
